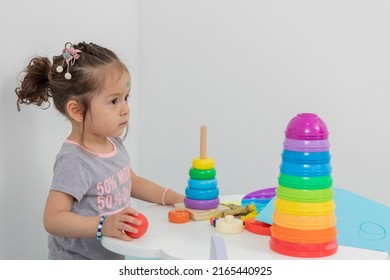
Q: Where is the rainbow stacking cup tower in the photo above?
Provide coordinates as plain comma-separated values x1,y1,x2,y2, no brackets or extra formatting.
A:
184,126,220,210
270,113,338,257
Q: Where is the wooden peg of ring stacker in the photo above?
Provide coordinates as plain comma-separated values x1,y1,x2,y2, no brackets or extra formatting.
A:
200,125,207,159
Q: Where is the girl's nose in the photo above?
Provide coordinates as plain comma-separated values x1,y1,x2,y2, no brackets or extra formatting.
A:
121,103,130,116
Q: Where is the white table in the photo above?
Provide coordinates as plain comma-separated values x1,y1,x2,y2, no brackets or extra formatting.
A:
101,195,389,260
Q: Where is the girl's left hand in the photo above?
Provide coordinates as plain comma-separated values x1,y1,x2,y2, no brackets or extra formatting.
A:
101,207,141,241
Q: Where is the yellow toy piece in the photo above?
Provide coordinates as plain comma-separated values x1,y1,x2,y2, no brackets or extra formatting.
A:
218,203,256,218
241,211,258,221
192,157,215,170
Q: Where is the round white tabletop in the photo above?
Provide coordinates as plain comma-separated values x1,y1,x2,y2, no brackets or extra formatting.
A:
102,195,389,260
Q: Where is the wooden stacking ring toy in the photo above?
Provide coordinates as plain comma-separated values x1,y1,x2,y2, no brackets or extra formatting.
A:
184,125,220,210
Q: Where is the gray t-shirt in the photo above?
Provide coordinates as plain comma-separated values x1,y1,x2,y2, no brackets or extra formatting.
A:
48,137,132,259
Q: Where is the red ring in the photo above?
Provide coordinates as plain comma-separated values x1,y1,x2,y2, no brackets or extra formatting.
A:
168,209,190,223
244,218,271,236
269,237,338,258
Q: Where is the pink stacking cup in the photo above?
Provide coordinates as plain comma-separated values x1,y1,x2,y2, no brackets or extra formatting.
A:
285,113,329,140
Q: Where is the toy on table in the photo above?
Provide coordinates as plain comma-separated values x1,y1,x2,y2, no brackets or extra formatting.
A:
209,203,256,225
239,188,276,236
168,209,190,224
209,202,268,235
244,218,272,236
184,125,220,210
209,188,274,234
215,215,244,234
269,113,338,257
217,203,256,218
241,187,276,212
125,212,149,239
175,203,229,221
257,187,390,253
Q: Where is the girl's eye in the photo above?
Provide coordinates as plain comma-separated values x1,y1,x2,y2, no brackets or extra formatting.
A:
125,94,130,101
111,98,118,105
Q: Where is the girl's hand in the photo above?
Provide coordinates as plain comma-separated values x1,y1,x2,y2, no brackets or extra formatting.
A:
101,207,141,241
165,191,185,206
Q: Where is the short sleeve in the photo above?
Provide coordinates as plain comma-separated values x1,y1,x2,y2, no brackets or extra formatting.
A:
50,154,93,202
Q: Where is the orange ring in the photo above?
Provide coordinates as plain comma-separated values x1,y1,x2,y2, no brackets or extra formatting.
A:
270,224,337,244
168,209,190,223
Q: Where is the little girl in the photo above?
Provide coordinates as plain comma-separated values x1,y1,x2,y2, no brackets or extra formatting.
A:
15,41,184,260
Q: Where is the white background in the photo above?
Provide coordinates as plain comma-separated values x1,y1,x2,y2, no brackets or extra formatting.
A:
1,0,390,259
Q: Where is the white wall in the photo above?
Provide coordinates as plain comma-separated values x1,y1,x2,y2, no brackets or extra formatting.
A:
136,0,390,206
1,0,390,259
0,0,139,259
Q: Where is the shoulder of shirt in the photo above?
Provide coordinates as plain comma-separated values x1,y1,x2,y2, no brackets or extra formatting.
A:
53,146,94,175
55,141,92,164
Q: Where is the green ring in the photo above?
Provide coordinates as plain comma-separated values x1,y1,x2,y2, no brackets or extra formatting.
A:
189,167,216,180
278,173,333,190
276,185,334,203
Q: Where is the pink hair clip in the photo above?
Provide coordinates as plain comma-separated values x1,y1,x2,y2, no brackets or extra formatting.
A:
56,42,81,80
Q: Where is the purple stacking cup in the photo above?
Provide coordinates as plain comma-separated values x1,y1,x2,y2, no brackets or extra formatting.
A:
283,139,330,152
285,113,329,140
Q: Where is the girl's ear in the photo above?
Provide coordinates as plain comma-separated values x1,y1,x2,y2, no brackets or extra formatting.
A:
66,99,84,123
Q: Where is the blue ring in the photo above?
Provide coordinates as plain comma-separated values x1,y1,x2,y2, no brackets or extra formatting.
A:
282,150,331,164
280,162,332,177
188,178,218,190
185,186,219,200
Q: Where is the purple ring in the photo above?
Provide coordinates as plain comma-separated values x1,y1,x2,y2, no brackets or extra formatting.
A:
184,197,220,210
283,138,330,152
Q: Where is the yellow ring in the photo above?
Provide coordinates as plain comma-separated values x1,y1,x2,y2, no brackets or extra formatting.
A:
274,197,335,216
192,157,215,170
